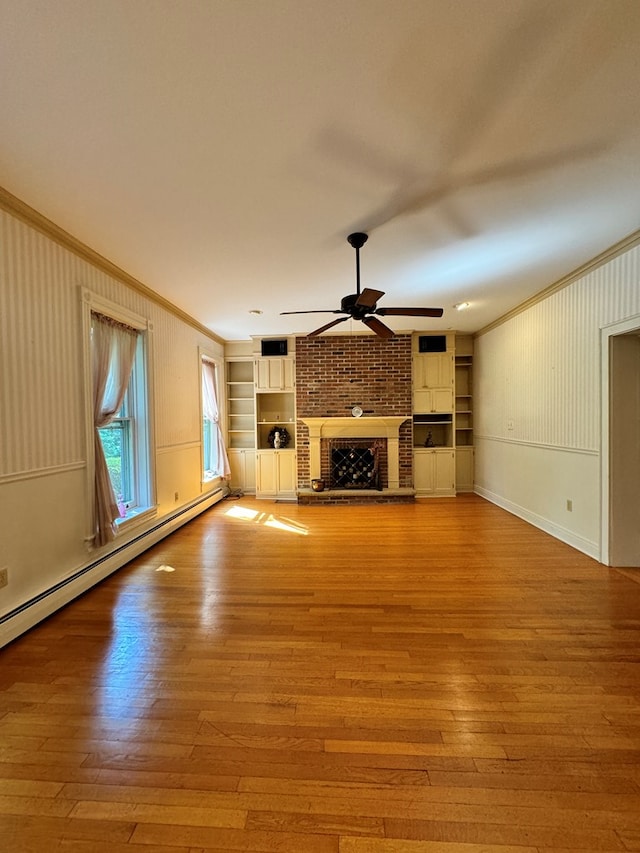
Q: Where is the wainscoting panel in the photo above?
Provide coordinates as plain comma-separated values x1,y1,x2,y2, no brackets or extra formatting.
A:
475,240,640,560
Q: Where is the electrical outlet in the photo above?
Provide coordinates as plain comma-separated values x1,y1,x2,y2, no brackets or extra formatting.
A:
566,499,573,512
507,419,514,431
0,567,8,589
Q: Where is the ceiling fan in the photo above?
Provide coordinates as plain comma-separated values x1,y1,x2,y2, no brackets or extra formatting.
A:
281,232,443,339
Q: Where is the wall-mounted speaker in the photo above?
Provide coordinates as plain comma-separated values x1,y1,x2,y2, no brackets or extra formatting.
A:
418,335,446,353
261,339,288,356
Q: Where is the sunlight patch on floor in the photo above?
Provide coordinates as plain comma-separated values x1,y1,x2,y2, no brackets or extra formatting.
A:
225,503,309,535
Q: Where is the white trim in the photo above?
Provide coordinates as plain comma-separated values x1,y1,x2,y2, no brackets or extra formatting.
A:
156,441,202,454
0,185,223,346
474,434,598,456
476,229,640,338
81,286,149,330
599,311,640,565
474,485,599,561
114,505,157,536
199,346,227,484
300,416,409,489
0,461,85,485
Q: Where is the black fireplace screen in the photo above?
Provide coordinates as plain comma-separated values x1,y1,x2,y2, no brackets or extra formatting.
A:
329,440,381,490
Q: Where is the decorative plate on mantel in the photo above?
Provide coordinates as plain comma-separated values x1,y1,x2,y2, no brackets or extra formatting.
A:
351,406,363,418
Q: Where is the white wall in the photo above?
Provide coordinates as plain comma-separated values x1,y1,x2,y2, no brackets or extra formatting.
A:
0,202,225,645
475,240,640,561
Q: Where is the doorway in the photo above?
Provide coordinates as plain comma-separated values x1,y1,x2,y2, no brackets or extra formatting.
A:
601,317,640,566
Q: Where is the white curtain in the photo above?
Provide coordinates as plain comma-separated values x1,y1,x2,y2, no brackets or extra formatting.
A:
202,358,231,478
92,313,139,546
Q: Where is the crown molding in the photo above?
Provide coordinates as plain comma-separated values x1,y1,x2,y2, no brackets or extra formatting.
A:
0,184,224,346
475,227,640,338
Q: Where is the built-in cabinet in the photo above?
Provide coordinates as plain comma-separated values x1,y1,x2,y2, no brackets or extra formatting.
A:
255,346,296,500
225,339,297,499
413,387,454,414
413,351,454,400
226,359,255,450
227,448,256,493
455,446,474,492
225,352,257,493
255,356,295,392
454,335,474,492
256,391,296,450
411,332,473,496
255,449,297,499
414,448,456,496
412,333,456,497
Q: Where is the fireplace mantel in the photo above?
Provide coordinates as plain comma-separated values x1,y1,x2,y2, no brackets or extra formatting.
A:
300,416,409,489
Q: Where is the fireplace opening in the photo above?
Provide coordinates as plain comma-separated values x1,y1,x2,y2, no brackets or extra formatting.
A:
329,439,382,490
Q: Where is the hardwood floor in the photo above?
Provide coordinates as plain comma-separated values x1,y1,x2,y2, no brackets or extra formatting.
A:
1,494,640,853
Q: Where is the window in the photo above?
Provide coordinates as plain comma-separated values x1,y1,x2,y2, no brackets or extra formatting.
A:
98,400,133,513
83,289,155,546
201,356,230,482
97,333,149,517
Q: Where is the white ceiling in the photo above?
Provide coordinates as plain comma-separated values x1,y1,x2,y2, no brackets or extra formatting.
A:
2,0,640,341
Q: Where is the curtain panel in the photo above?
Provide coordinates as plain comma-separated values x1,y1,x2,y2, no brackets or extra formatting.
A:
202,358,231,478
91,313,139,546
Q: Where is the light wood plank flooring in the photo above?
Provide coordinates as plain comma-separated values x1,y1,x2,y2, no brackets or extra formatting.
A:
2,494,640,853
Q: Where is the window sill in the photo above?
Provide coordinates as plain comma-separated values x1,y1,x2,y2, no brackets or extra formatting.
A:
202,473,224,487
115,505,157,535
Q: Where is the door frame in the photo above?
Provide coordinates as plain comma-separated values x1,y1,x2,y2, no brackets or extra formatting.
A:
600,313,640,565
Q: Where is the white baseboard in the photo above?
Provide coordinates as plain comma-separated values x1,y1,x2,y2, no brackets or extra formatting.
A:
474,486,600,562
0,490,225,648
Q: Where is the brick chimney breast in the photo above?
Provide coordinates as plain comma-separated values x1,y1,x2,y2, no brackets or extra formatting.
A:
295,334,412,489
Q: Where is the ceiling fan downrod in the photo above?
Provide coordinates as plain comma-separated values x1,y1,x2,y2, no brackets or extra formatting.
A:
347,232,368,296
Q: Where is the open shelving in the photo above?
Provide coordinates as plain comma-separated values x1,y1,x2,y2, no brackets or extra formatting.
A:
226,360,255,450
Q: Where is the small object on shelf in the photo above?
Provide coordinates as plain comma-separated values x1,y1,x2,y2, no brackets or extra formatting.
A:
424,430,435,447
351,405,363,418
311,478,325,492
267,425,290,448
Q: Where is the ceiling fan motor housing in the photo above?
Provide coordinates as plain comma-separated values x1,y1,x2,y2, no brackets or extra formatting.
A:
341,293,370,317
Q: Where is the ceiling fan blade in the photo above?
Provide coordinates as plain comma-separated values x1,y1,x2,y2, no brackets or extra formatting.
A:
362,316,395,339
355,287,385,309
308,316,350,337
280,309,342,315
376,307,444,317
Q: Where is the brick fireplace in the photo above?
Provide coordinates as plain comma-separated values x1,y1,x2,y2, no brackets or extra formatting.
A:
295,334,413,501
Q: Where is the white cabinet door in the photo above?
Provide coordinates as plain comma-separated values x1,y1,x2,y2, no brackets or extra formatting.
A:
413,353,454,390
414,449,455,497
255,357,295,391
275,450,297,498
256,451,278,496
227,449,256,493
413,450,434,495
256,450,297,498
455,446,474,492
433,450,455,495
413,387,454,413
413,353,454,413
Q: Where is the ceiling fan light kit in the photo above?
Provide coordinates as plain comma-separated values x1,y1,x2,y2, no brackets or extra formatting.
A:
281,233,444,339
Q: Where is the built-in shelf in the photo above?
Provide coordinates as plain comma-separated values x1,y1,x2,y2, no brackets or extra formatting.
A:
454,347,474,489
226,360,256,450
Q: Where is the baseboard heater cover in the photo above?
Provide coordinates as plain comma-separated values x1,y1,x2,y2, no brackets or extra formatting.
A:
0,488,224,647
